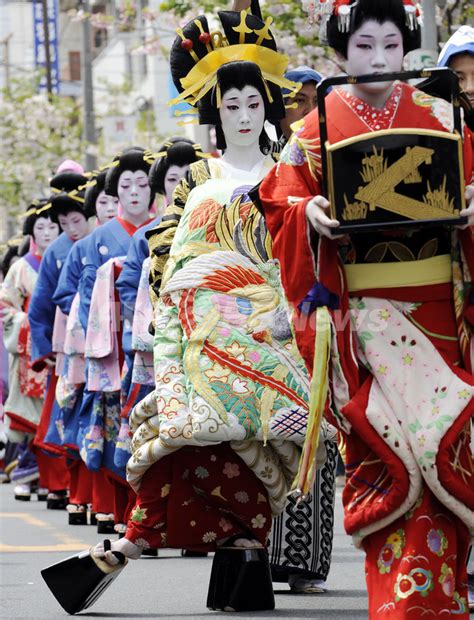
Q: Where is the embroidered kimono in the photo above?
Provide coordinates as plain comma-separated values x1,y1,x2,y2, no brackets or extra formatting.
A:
78,217,152,331
50,236,93,451
0,253,48,440
123,156,337,556
78,216,152,485
116,217,158,357
259,82,474,617
28,233,74,367
114,223,158,469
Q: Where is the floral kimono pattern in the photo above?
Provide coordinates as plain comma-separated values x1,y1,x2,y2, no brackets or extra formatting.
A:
129,158,335,515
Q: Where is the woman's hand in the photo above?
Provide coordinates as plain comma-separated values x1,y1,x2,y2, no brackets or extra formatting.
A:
458,185,474,229
305,195,343,238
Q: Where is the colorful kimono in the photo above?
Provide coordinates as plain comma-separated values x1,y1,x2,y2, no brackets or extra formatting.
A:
0,253,48,440
125,156,335,552
28,233,74,367
78,217,152,331
259,82,474,617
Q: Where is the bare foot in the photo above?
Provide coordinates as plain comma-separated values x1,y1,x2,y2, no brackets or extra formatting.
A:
93,538,142,566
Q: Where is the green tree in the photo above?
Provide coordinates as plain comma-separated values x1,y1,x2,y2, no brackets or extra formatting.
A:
0,72,83,239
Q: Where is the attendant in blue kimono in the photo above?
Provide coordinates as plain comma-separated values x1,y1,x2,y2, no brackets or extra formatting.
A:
115,139,206,472
78,148,154,530
116,138,204,355
51,170,119,524
28,170,91,508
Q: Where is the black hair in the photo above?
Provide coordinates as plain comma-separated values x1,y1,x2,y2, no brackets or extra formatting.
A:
327,0,421,59
22,198,52,236
47,171,89,223
105,148,153,207
1,244,19,277
201,60,283,152
169,10,285,152
50,193,89,222
148,138,201,195
83,170,108,218
49,171,88,193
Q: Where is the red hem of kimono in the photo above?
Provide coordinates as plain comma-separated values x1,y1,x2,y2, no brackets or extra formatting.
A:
6,412,37,434
437,364,474,512
121,383,141,419
341,376,411,534
33,373,64,456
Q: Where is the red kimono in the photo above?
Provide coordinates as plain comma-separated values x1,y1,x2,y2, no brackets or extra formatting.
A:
259,82,474,618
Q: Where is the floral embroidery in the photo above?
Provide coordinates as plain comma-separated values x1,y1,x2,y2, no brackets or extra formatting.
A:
377,529,405,574
131,505,148,523
427,528,448,557
338,82,402,131
161,484,170,498
219,517,233,533
204,362,231,383
195,466,209,479
438,563,455,597
234,491,249,503
202,531,217,543
223,462,240,478
251,514,267,529
134,537,150,550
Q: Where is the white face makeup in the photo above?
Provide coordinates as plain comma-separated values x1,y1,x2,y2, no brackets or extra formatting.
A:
219,85,266,149
117,169,151,220
164,164,189,205
345,20,404,104
32,216,59,253
95,190,119,224
57,211,89,241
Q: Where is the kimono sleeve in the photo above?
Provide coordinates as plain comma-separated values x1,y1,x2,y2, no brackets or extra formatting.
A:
53,241,84,315
259,114,322,307
78,234,101,332
116,235,143,344
0,261,28,354
28,248,59,365
147,175,190,309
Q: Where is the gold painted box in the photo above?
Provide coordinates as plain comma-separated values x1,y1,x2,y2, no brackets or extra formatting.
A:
326,128,466,234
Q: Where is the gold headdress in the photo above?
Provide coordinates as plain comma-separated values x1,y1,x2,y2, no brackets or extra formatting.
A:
169,10,301,115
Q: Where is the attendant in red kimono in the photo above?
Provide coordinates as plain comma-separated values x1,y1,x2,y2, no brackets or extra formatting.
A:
0,200,59,499
259,0,474,617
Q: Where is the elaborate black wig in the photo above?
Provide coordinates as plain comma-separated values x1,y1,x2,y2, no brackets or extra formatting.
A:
22,198,52,236
327,0,421,59
169,10,287,152
104,148,154,207
148,138,203,195
48,171,89,222
83,170,108,219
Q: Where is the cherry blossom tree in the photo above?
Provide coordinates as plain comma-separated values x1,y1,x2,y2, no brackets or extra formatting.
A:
0,73,83,238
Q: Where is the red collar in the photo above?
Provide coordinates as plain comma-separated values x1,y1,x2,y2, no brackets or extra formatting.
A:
117,217,154,237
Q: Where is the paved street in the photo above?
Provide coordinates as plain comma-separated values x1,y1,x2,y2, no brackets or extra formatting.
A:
0,483,368,619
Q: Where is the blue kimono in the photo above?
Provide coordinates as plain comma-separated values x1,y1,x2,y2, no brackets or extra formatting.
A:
78,217,143,332
77,217,151,478
50,235,94,452
28,232,74,366
53,235,93,316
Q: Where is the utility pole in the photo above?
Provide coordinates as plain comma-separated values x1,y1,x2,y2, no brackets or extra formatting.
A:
421,0,438,54
40,0,53,96
81,0,97,170
0,34,12,92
